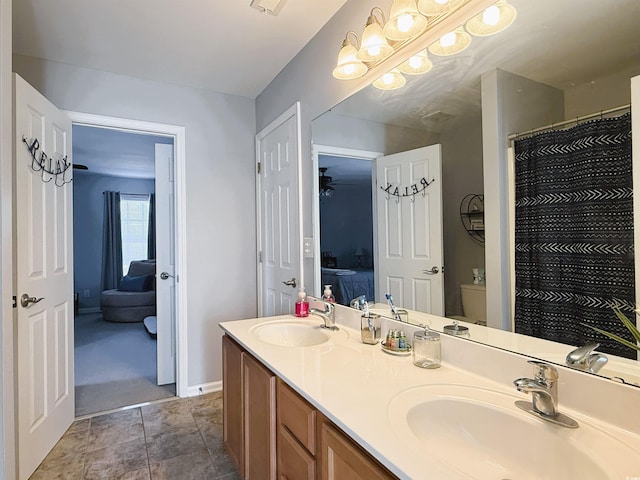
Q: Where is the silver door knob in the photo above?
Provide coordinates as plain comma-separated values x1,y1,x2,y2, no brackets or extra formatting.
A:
160,272,174,280
21,293,44,308
282,277,297,288
423,266,439,275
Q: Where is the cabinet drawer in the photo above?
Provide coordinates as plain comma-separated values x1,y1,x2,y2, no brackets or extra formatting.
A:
278,427,316,480
277,379,317,454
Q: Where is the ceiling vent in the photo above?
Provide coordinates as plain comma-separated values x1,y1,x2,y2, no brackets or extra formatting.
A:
250,0,288,15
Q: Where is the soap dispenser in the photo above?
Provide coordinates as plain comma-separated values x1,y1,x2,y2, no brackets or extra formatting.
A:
322,285,336,303
295,287,309,317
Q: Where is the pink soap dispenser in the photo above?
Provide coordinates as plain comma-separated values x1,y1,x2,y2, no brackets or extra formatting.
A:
295,287,309,317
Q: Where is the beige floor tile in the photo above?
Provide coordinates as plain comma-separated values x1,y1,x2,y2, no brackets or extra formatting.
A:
87,409,145,452
149,450,217,480
145,429,209,464
83,439,149,480
141,399,198,437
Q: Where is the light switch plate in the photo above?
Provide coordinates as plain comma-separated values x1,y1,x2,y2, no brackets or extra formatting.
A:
303,237,313,258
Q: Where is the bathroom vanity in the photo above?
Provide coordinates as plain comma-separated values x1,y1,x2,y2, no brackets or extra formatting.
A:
220,305,640,480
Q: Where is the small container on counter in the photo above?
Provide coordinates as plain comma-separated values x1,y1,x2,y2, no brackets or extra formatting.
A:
412,327,441,369
360,313,381,344
443,320,470,338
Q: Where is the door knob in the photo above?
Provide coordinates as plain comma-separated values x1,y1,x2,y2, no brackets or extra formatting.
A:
20,293,44,308
423,266,439,275
282,277,297,288
160,272,174,280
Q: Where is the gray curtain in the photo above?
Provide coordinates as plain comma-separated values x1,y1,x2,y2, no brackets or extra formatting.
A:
513,112,634,358
147,193,156,259
101,191,123,291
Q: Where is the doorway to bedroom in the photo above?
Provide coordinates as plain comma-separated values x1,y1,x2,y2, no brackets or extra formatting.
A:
72,124,176,416
317,151,377,306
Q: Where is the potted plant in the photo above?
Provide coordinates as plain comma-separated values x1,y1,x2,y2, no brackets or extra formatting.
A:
588,306,640,353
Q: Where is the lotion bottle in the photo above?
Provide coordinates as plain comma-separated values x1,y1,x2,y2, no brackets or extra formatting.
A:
322,285,336,303
295,287,309,317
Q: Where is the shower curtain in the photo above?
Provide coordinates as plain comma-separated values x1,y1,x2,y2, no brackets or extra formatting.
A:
513,112,635,358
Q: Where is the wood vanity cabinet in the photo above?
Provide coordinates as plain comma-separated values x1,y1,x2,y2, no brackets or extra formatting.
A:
223,334,396,480
223,335,276,480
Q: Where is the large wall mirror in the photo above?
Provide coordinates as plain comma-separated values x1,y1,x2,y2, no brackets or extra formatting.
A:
311,0,640,386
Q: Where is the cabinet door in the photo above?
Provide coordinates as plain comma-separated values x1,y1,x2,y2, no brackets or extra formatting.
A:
222,335,244,476
244,353,277,480
277,379,317,454
278,427,316,480
320,423,395,480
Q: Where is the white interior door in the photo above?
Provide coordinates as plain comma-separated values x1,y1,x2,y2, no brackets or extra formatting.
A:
14,73,74,480
257,104,301,316
375,144,444,315
155,143,176,385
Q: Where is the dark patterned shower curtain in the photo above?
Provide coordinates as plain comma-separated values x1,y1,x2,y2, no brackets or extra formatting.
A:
513,112,635,359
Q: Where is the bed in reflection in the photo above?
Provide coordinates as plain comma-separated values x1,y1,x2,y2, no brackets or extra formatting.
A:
321,267,375,306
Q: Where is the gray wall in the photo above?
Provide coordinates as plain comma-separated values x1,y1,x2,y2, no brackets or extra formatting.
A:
13,54,256,387
73,172,155,310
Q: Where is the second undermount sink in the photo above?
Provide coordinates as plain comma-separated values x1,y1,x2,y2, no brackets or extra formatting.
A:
387,384,639,480
249,318,345,347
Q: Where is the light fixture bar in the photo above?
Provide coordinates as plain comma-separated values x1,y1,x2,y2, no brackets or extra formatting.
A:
250,0,288,15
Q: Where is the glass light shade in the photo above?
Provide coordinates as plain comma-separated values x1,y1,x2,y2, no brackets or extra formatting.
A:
373,69,406,90
465,1,517,36
428,27,471,56
333,43,368,80
383,0,428,41
398,49,432,75
417,0,465,16
357,14,394,63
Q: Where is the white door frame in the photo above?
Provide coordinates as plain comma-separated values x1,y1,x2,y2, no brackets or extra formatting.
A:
66,111,188,397
255,102,303,316
311,144,382,297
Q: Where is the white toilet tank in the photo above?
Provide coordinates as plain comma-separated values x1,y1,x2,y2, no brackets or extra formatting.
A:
460,284,486,323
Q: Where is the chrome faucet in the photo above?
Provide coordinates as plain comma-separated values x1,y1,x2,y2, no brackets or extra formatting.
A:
310,301,338,330
349,295,367,310
513,360,578,428
566,342,608,373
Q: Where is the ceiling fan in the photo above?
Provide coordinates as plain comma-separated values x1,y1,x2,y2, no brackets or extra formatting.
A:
319,167,335,195
73,163,88,170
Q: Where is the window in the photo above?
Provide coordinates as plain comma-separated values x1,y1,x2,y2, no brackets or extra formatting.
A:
120,194,150,273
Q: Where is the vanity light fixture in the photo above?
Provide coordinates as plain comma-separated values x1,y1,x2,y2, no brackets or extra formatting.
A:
428,26,471,56
417,0,466,16
383,0,428,42
373,68,406,90
397,48,432,75
357,8,395,63
332,32,369,80
465,0,517,36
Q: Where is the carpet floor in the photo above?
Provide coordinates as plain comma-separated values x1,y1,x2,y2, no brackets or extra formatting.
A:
74,313,175,417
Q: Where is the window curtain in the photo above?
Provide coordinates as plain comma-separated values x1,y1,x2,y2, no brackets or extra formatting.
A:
101,191,123,291
513,112,634,358
147,193,156,260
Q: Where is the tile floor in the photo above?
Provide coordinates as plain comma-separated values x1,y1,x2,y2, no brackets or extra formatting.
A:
30,392,240,480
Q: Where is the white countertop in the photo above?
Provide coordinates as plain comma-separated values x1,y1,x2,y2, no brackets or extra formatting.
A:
220,312,640,480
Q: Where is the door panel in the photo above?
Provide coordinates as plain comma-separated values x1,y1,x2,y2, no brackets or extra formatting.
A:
155,143,176,385
375,145,444,315
258,106,301,316
15,73,74,480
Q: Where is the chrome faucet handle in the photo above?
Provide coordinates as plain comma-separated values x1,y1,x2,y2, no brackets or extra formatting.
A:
566,342,600,367
527,360,558,384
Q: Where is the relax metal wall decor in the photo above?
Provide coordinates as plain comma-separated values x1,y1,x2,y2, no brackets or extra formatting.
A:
380,176,435,202
22,136,72,187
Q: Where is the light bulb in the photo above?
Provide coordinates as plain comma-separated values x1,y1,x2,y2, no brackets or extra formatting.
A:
382,73,394,85
440,31,455,47
435,0,448,4
408,56,424,70
482,5,500,25
397,14,414,33
343,64,355,76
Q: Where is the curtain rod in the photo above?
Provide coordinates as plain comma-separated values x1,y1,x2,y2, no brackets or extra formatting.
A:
507,104,631,141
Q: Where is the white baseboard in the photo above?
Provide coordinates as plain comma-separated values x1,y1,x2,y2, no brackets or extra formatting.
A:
78,307,101,314
187,380,222,397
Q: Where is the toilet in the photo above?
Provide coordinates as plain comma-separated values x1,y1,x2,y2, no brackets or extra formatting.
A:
450,284,486,325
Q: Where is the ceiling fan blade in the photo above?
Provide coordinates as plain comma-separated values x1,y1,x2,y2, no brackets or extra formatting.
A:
73,164,88,170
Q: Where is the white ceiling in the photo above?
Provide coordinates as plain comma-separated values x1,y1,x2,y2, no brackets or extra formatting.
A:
13,0,348,99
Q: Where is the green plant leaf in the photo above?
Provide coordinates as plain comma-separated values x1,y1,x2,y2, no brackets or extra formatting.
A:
584,324,640,352
612,306,640,344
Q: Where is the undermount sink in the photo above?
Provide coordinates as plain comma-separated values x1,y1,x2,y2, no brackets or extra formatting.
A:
387,384,639,480
249,318,344,347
